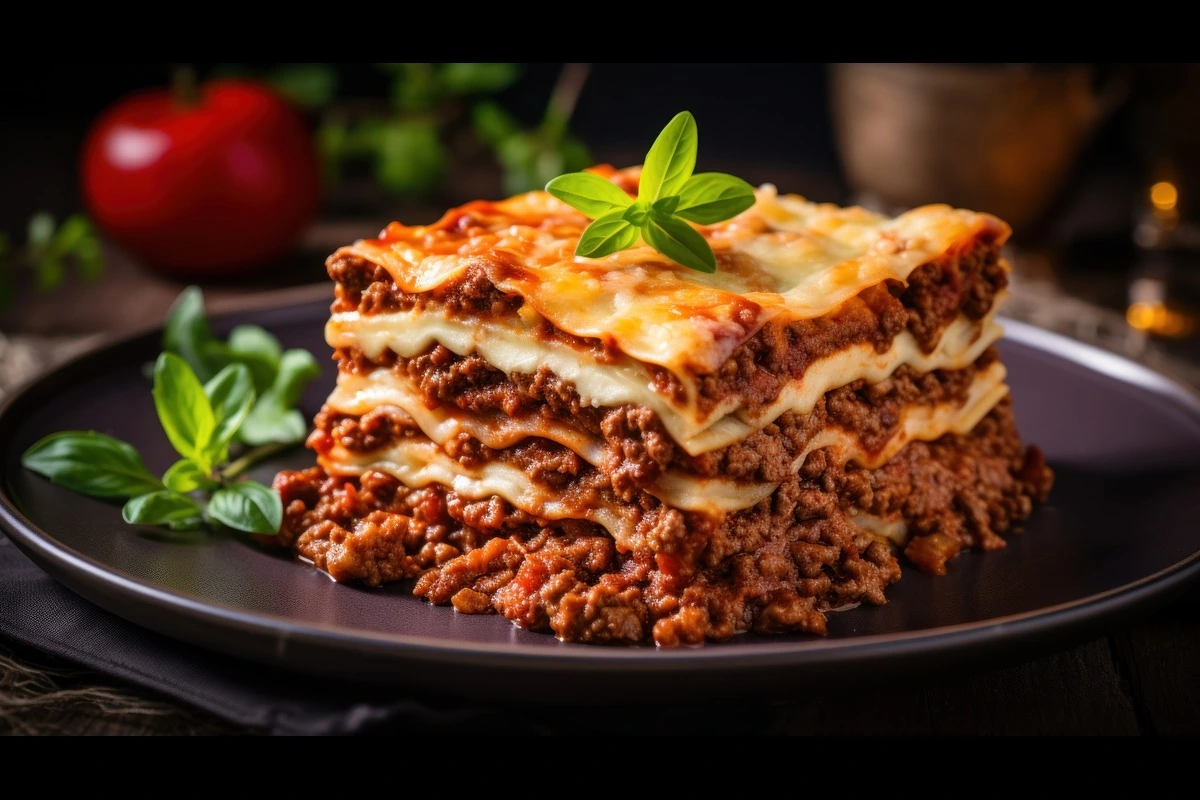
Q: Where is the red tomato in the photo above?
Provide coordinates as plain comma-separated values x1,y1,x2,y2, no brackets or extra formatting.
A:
81,80,320,275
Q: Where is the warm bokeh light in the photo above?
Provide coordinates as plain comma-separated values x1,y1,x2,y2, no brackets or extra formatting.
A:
1126,301,1197,338
1150,181,1178,212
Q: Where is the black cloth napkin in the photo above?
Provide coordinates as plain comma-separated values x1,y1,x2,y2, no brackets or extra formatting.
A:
0,533,552,734
0,533,783,735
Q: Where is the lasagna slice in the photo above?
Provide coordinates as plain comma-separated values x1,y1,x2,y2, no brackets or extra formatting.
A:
275,167,1053,646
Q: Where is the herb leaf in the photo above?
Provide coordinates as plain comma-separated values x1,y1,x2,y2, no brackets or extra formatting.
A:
162,288,320,446
545,173,633,219
675,173,756,225
163,459,215,493
638,111,698,203
227,325,282,394
122,490,202,530
22,431,164,500
164,287,220,382
643,213,717,274
207,481,283,535
576,210,641,259
23,286,303,537
204,363,256,460
239,349,321,446
152,353,216,472
545,111,752,273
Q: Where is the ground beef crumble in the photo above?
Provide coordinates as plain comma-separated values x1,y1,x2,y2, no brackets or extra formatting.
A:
274,401,1052,646
318,349,999,499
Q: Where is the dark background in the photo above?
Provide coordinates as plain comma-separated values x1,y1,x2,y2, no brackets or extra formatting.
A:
0,62,1144,233
5,62,1197,344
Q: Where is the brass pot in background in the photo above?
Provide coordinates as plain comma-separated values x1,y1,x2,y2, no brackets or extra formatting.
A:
830,63,1127,233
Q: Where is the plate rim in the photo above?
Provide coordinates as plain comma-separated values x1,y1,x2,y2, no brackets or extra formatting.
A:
3,302,1200,675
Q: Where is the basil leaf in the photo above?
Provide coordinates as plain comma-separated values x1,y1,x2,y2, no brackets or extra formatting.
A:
652,196,680,215
152,353,216,470
122,490,202,529
575,210,641,259
241,409,308,447
545,173,633,219
22,431,164,500
643,214,717,274
162,459,214,493
207,481,283,535
163,287,219,382
227,325,282,393
675,173,757,225
239,349,321,446
204,363,255,459
623,200,651,226
638,111,697,203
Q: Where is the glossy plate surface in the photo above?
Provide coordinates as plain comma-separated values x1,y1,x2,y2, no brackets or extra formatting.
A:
3,299,1200,700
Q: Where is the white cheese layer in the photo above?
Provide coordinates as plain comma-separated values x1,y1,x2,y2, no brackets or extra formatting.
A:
325,307,1003,457
321,365,1008,534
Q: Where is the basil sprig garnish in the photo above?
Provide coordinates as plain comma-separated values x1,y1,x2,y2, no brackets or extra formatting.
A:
21,288,321,535
545,111,755,273
163,287,320,446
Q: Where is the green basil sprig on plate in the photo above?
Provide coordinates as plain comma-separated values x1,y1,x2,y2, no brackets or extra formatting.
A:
21,287,320,536
163,287,320,446
545,111,756,273
23,353,282,535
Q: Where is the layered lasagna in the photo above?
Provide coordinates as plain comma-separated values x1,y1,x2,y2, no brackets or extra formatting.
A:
275,167,1053,646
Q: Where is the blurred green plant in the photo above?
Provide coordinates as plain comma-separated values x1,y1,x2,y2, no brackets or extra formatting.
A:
472,64,594,196
0,213,104,308
265,63,340,111
226,62,593,199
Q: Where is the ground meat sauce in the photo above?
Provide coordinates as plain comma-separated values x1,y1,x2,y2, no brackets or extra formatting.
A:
274,402,1052,646
316,350,997,498
326,237,1005,416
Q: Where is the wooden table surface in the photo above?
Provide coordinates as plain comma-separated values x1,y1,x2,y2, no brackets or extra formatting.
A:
3,226,1200,736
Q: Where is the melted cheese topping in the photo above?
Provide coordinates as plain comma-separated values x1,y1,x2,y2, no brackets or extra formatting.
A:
335,167,1009,376
321,364,1009,530
326,308,1003,456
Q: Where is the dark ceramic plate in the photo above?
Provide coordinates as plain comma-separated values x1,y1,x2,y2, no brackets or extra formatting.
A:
3,297,1200,702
